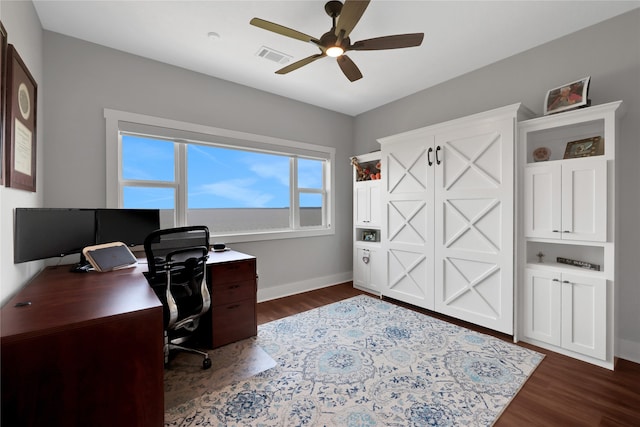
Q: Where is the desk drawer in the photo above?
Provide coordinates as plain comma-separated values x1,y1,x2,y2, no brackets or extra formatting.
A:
210,260,255,286
211,298,257,348
211,280,255,304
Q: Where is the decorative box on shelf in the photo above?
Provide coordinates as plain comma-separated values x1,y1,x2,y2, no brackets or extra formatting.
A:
556,257,600,271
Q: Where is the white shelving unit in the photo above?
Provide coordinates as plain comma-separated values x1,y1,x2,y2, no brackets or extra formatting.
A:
352,151,383,294
516,101,623,369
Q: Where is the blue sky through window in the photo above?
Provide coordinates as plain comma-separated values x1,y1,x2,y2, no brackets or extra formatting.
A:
188,144,290,208
122,135,323,209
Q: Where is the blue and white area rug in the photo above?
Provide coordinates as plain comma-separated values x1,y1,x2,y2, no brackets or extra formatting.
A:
165,295,543,426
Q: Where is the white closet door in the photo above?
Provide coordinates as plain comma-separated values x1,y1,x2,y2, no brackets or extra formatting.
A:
354,183,371,225
524,163,562,239
383,137,434,310
368,181,382,226
434,118,515,334
561,159,607,242
523,268,562,346
561,273,607,360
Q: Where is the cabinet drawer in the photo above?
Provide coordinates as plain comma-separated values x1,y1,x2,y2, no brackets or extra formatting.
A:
211,279,255,305
211,298,257,348
210,260,255,286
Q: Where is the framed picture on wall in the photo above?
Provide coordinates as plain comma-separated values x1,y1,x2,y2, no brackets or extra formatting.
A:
5,44,37,192
0,21,7,186
544,76,590,115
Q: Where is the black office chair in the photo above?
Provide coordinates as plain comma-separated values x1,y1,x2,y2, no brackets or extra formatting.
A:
143,226,212,369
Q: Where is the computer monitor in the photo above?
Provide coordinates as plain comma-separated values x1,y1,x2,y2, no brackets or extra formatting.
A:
14,208,96,263
95,208,160,247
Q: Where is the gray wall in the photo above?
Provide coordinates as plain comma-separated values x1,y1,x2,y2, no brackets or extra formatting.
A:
0,0,45,302
354,10,640,362
39,31,354,302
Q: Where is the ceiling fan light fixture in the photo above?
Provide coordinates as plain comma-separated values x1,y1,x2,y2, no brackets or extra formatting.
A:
326,46,344,57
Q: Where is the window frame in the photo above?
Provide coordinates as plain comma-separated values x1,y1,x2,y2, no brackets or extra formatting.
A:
105,109,335,243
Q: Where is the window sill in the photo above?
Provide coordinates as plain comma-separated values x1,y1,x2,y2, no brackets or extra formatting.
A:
211,227,334,244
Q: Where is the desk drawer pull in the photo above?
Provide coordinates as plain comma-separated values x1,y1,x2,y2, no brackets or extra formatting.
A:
226,304,240,310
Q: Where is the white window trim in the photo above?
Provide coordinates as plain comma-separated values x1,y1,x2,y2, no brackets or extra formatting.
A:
104,108,335,243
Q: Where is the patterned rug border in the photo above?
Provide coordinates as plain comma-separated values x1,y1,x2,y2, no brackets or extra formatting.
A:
166,294,544,426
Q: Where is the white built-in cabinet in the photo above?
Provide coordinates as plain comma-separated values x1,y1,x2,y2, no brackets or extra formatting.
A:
517,101,622,370
377,104,533,335
352,152,384,293
523,267,606,360
524,159,607,242
355,180,381,227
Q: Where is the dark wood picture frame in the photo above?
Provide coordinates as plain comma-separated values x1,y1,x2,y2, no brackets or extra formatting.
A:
5,44,37,192
0,21,7,185
563,136,604,159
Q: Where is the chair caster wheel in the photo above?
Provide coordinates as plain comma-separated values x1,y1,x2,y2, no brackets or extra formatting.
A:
203,357,212,369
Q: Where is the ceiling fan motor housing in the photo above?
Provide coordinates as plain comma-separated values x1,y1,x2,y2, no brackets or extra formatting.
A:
325,1,344,18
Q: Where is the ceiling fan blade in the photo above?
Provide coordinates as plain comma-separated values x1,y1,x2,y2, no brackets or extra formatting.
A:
335,0,370,39
250,18,320,44
350,33,424,51
276,53,325,75
337,55,363,82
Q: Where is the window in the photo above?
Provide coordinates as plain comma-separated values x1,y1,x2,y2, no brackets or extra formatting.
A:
105,109,334,243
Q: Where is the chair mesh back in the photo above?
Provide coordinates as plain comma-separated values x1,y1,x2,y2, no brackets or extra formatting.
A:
165,246,210,327
144,226,210,281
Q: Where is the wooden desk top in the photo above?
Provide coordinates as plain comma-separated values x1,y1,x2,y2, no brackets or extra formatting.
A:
1,264,160,343
1,249,255,343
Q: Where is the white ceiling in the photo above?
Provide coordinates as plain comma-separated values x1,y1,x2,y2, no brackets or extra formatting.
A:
33,0,639,116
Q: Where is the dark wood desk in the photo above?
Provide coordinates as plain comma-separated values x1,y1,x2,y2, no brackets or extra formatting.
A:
1,264,164,427
0,249,257,426
199,250,258,349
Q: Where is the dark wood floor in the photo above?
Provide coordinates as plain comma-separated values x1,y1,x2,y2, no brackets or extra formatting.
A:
257,282,640,426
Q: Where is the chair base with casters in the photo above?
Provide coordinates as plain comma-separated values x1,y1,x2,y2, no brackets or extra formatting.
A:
163,329,211,370
162,246,211,369
143,226,213,371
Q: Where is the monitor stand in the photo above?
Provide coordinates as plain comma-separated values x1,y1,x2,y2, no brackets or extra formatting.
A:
69,254,92,273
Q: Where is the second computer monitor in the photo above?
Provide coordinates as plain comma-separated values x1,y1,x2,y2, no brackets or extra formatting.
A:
95,209,160,247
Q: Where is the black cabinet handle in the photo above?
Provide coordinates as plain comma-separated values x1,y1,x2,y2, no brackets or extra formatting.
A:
427,147,433,166
435,146,442,165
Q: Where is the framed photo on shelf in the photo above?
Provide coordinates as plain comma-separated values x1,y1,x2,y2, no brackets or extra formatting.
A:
563,136,603,159
0,21,7,186
5,44,37,192
544,76,590,115
362,230,378,242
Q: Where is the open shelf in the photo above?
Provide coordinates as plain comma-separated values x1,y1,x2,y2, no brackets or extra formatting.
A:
526,240,604,272
525,118,605,164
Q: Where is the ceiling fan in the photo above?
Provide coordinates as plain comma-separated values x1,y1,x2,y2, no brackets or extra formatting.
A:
250,0,424,82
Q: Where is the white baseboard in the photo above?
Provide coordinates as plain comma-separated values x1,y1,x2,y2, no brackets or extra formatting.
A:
617,338,640,364
257,272,353,303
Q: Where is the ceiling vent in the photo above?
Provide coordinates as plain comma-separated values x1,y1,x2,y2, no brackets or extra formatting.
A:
256,46,292,65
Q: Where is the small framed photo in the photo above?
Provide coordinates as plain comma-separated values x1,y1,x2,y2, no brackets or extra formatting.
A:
362,230,377,242
544,76,590,115
563,136,603,159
